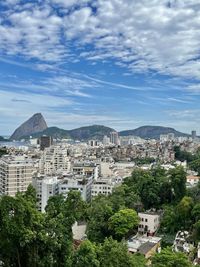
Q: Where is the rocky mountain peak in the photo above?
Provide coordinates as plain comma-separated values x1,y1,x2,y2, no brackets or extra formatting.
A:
10,113,48,140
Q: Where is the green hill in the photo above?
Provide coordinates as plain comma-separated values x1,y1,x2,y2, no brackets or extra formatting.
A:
25,125,115,141
119,126,189,139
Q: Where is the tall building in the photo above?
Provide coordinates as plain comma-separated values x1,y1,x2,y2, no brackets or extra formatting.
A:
0,155,35,196
33,175,59,212
88,140,99,147
103,135,110,145
110,131,120,145
40,136,53,151
192,130,197,139
39,145,71,175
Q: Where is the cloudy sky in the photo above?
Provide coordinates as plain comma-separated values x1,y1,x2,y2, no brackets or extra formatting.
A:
1,0,200,135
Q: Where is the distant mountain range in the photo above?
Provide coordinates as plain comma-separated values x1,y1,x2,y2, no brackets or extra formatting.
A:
23,125,115,141
0,136,6,141
9,113,191,141
120,126,190,139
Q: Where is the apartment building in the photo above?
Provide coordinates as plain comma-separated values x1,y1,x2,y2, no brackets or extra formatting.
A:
33,175,59,212
72,162,99,179
0,155,35,196
91,176,122,197
39,145,71,175
59,174,93,201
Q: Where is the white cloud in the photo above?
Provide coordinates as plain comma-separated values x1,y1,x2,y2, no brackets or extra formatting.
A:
1,0,200,79
0,89,74,134
0,74,96,98
50,0,89,8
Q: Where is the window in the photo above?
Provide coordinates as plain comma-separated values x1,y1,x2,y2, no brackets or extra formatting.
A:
145,218,148,222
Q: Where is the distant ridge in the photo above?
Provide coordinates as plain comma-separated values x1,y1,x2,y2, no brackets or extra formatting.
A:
29,125,115,141
10,113,48,140
27,125,189,141
8,113,191,141
0,136,6,141
119,125,189,139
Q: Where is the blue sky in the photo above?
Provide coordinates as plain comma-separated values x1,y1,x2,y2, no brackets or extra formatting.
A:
0,0,200,135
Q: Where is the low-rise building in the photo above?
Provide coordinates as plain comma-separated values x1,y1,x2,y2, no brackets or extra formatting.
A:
173,231,195,254
127,235,161,258
138,211,160,235
186,175,200,188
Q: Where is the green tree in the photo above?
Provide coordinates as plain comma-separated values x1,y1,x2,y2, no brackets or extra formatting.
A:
108,209,139,240
0,147,7,157
151,247,193,267
192,220,200,242
189,159,200,175
124,167,174,209
86,195,113,242
192,203,200,222
160,206,178,234
124,169,161,209
176,196,193,229
109,184,141,211
169,166,187,202
98,237,145,267
0,193,46,267
174,146,195,163
72,240,100,267
23,184,38,205
45,191,87,267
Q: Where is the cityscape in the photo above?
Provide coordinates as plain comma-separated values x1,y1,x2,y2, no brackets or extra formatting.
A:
1,113,200,266
1,0,200,267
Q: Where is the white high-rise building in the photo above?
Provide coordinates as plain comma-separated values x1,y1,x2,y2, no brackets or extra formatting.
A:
110,132,120,145
33,175,59,212
39,145,71,175
0,155,35,196
103,135,110,145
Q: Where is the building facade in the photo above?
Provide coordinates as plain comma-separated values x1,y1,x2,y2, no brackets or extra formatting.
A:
0,155,35,196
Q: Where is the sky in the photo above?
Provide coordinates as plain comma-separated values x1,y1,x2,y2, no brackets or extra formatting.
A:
1,0,200,135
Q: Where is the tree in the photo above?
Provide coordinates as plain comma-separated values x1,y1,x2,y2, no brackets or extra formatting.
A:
174,146,195,163
86,195,113,242
189,159,200,175
109,185,141,211
192,203,200,222
151,247,193,267
108,209,139,240
124,169,161,209
0,193,46,267
160,206,178,234
44,191,87,267
169,166,187,202
176,196,193,229
123,167,174,209
0,147,7,157
23,184,37,205
72,240,100,267
192,220,200,242
98,237,145,267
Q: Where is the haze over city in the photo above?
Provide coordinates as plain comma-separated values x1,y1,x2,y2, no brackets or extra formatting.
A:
1,0,200,135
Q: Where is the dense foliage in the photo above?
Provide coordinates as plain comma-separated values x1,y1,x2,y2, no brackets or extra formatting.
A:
151,247,193,267
1,162,200,266
0,147,7,157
